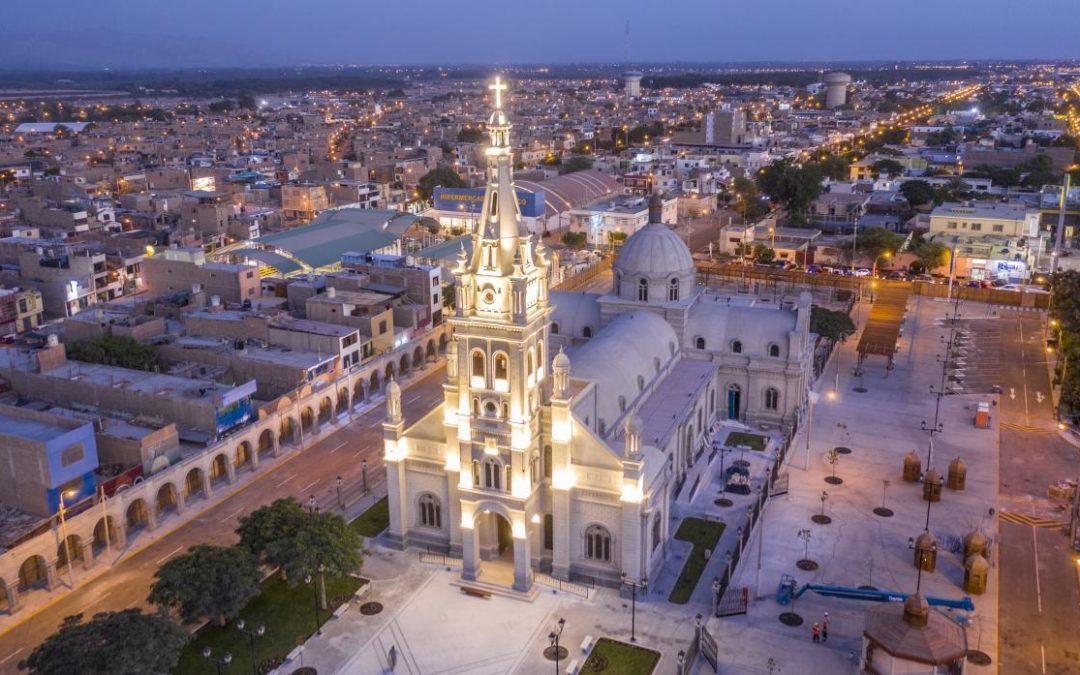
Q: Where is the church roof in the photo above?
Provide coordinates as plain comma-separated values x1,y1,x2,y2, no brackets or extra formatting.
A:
685,299,797,351
613,222,695,278
569,310,678,432
549,291,602,337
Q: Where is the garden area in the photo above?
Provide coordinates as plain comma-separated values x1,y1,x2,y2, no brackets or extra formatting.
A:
173,573,363,675
582,638,660,674
724,431,767,451
348,496,389,537
668,517,726,604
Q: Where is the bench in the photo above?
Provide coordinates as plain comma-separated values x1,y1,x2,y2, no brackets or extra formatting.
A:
460,586,492,599
580,635,594,654
564,659,580,675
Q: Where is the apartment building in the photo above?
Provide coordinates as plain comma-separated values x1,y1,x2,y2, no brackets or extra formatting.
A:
142,247,260,304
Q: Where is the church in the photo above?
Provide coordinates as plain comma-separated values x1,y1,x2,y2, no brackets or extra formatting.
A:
382,78,813,592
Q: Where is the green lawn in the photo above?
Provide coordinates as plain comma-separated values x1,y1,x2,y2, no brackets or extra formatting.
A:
724,431,767,451
583,637,660,674
173,574,362,675
668,518,726,604
349,496,389,538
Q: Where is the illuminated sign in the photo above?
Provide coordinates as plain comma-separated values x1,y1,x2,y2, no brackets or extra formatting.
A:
433,187,545,218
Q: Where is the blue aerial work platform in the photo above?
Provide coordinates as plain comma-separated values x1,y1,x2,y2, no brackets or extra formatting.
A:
776,576,975,612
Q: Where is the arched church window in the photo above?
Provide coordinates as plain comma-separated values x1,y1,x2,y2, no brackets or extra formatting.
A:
695,336,706,350
585,524,612,562
618,395,626,412
583,326,592,338
418,494,442,528
543,445,552,479
769,343,781,358
489,191,498,217
765,387,780,410
471,350,486,387
527,349,534,377
472,397,480,416
651,513,662,552
505,465,513,492
551,323,559,335
472,460,480,487
637,278,648,302
598,419,606,435
637,375,645,391
530,451,540,484
493,352,509,392
668,277,679,302
731,340,743,354
483,458,501,490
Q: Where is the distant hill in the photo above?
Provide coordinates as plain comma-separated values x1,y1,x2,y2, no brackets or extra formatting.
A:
0,30,278,70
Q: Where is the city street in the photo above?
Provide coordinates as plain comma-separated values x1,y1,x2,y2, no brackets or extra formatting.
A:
0,365,447,675
978,306,1080,675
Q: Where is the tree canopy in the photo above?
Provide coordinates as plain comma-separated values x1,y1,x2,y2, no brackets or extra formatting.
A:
148,545,260,625
751,243,775,264
267,511,362,586
856,227,904,262
561,231,587,249
810,305,856,343
66,335,161,372
814,154,850,181
237,497,308,568
559,155,594,175
899,179,937,208
756,159,823,223
910,241,950,273
20,610,188,675
871,158,905,177
416,167,466,201
456,127,484,144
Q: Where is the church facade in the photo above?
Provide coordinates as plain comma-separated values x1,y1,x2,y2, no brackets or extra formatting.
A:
383,79,813,592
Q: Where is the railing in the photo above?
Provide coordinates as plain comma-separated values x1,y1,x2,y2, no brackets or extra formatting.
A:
418,548,463,569
534,572,593,599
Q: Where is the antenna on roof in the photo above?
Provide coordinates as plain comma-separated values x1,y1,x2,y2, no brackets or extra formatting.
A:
624,20,630,66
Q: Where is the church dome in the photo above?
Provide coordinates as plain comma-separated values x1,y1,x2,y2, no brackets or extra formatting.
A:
613,222,695,278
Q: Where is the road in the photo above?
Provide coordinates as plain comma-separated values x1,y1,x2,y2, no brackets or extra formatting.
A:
963,307,1080,674
0,365,448,674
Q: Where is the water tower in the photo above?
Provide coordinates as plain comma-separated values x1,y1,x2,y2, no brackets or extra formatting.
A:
824,72,852,109
624,71,643,100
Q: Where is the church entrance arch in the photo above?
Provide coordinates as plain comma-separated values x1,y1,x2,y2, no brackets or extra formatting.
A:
727,384,742,420
463,504,531,592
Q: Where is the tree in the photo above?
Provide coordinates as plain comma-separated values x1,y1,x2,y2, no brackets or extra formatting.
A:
810,305,856,343
856,227,903,262
456,127,484,144
67,336,161,372
899,180,936,208
267,511,362,609
751,243,775,264
207,99,235,114
561,231,587,249
924,125,958,147
559,155,594,175
731,176,769,221
607,231,627,248
416,167,466,201
21,609,188,675
756,159,823,223
237,498,307,571
911,241,950,273
814,154,850,181
148,545,260,625
871,159,905,177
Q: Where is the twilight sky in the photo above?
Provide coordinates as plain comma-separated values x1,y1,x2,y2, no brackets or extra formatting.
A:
2,0,1079,67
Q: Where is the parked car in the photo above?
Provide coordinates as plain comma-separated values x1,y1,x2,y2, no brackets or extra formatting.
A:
806,265,821,274
914,273,934,283
853,268,871,277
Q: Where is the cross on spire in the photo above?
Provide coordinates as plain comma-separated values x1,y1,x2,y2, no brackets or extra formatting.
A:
489,76,508,110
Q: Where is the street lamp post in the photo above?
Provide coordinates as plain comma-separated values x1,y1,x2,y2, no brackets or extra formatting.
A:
58,489,77,587
548,617,566,674
620,573,647,643
305,573,323,636
236,619,265,675
202,647,233,675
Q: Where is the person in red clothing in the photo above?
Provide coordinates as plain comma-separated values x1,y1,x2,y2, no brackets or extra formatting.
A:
811,622,820,642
